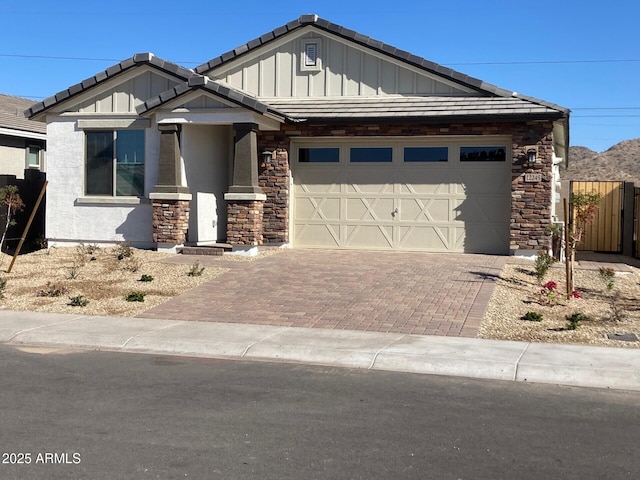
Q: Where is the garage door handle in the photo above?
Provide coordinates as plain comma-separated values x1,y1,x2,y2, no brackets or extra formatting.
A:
392,208,399,217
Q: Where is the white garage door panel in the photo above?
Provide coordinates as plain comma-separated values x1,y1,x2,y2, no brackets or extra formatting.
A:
346,197,395,221
295,197,341,221
293,141,511,253
460,225,510,254
398,225,452,251
399,197,452,222
347,225,394,249
295,223,341,247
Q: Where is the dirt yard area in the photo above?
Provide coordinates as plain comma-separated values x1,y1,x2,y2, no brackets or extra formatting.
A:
0,245,229,317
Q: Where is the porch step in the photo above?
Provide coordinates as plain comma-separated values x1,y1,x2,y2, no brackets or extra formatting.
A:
178,244,232,256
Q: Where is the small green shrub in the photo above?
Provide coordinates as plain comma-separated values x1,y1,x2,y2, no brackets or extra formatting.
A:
534,252,556,284
139,274,154,282
521,311,543,322
125,291,146,302
598,267,615,291
565,312,588,330
187,261,205,277
36,281,69,297
0,277,7,299
68,295,89,307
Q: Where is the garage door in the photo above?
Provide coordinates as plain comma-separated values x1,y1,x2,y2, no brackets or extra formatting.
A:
292,139,511,254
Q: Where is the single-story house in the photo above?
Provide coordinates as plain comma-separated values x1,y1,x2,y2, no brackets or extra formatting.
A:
27,15,568,256
1,93,46,178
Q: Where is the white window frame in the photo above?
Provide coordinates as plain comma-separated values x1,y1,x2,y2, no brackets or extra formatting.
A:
26,145,42,170
300,38,322,72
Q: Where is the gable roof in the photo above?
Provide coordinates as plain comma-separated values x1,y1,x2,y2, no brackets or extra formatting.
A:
137,75,286,121
0,94,46,136
26,53,195,120
195,14,569,117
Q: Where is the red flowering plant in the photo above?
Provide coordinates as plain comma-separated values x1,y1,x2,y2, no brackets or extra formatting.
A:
539,280,581,305
539,280,560,306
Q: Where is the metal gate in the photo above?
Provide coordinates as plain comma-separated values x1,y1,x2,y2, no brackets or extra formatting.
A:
570,181,623,253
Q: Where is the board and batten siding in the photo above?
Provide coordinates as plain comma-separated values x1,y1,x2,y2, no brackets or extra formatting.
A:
211,31,472,98
76,71,181,113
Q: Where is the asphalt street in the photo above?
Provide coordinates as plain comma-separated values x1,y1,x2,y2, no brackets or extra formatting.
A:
0,345,638,480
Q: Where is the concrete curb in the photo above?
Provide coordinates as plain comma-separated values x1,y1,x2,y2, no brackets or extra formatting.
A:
1,310,639,391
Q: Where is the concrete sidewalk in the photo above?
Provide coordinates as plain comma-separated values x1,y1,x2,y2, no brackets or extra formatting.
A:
1,310,639,391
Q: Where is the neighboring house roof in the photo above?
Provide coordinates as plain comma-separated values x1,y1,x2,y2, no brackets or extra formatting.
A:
195,14,569,118
137,75,287,121
26,53,195,120
0,93,46,137
266,96,567,122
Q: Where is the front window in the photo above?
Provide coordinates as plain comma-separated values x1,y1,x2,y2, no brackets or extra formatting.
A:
86,130,145,196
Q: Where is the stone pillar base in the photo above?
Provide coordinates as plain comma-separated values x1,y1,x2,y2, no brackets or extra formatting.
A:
226,199,264,246
152,199,190,248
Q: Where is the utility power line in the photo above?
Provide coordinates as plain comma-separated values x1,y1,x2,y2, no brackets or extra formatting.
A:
2,52,640,66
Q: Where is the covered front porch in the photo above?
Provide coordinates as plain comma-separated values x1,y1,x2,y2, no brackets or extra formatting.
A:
141,77,284,254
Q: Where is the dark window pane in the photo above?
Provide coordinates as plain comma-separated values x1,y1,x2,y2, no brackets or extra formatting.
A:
116,164,145,196
116,130,145,164
460,146,507,162
86,131,114,195
115,130,145,196
299,147,339,163
404,147,448,162
350,147,392,163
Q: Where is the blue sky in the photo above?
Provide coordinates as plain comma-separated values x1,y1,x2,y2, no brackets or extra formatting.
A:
2,0,638,152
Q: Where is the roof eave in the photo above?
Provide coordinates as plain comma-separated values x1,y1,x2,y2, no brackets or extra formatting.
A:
138,77,288,123
284,112,568,125
27,53,194,121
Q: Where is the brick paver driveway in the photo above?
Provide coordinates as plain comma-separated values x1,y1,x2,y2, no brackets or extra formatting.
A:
138,250,507,337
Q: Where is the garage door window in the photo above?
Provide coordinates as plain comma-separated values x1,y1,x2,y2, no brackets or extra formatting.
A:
299,147,339,163
350,147,392,163
460,146,506,162
404,147,448,162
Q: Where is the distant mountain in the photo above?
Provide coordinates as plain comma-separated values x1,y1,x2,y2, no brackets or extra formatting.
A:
563,138,640,185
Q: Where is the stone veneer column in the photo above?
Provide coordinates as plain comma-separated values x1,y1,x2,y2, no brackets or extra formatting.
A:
224,123,266,251
149,123,192,252
226,201,264,246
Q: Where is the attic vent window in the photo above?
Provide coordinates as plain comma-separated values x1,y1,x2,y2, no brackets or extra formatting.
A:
305,43,318,66
301,38,322,71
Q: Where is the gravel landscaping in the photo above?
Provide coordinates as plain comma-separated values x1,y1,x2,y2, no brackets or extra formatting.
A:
1,246,638,348
0,246,229,317
479,258,640,348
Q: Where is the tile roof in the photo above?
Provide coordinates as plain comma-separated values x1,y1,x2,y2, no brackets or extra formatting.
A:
0,94,46,134
137,75,286,120
24,15,569,127
195,15,569,116
26,53,195,119
265,96,567,122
